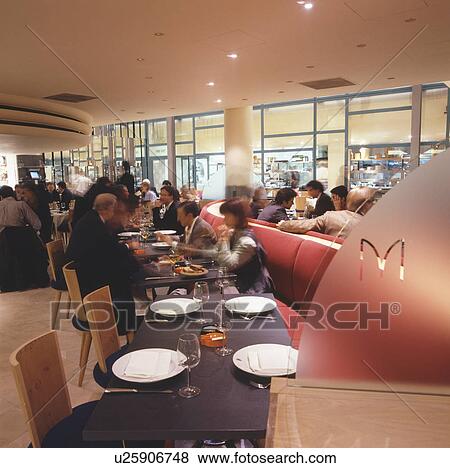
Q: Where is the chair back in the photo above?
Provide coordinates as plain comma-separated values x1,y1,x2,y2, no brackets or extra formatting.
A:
62,261,86,321
46,239,65,281
9,331,72,448
83,286,121,373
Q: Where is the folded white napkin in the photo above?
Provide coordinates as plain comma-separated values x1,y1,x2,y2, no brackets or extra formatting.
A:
247,348,291,374
124,350,172,378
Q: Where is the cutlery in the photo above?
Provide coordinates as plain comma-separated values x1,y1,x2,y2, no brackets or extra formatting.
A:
249,381,271,389
144,276,179,280
105,388,174,394
145,318,171,323
236,315,276,322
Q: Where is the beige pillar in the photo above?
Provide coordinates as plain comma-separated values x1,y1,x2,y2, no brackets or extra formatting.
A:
224,106,254,198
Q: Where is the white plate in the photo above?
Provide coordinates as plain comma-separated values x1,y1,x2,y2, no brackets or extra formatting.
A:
118,232,138,237
155,230,177,236
150,298,201,317
153,242,171,249
233,344,298,377
225,296,276,316
112,348,184,383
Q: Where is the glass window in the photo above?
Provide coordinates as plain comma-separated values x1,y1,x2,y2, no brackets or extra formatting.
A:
176,157,194,187
209,154,225,177
420,142,447,166
195,113,224,127
195,157,209,190
348,110,412,145
195,127,224,154
316,133,345,189
152,159,168,188
44,152,53,166
421,88,448,142
175,118,193,142
176,143,194,156
264,150,313,189
317,100,346,131
265,134,313,150
349,92,411,112
264,103,313,135
253,152,262,182
148,145,167,158
148,120,167,145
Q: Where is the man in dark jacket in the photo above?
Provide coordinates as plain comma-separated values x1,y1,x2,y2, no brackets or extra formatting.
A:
66,193,140,337
56,181,74,208
258,187,297,223
152,185,183,234
117,160,135,196
304,180,335,218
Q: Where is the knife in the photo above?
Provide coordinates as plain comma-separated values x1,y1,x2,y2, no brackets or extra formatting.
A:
144,276,178,280
105,388,174,394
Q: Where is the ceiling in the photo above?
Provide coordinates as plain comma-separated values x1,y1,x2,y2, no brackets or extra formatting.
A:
1,0,450,126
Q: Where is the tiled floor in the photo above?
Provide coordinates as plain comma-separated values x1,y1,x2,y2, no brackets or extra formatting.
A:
0,287,104,447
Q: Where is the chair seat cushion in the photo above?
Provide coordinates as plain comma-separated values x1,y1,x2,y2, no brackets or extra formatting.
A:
72,314,89,332
93,346,129,389
41,401,121,448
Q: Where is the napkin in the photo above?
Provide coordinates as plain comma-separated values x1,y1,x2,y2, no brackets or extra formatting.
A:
124,350,172,378
247,347,292,374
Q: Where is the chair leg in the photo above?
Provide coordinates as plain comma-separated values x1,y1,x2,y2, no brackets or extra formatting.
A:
78,332,92,387
66,294,71,318
51,290,62,330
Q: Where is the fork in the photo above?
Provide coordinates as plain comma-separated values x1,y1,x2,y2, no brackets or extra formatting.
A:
237,315,276,322
249,381,271,389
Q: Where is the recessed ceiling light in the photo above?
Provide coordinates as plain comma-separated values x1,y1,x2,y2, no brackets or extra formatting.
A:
137,111,145,114
405,17,416,23
356,44,367,48
297,1,306,4
215,99,222,103
147,90,155,94
145,76,153,79
306,65,315,69
278,91,285,94
227,53,238,59
170,107,176,110
206,81,215,87
162,99,168,102
304,2,314,9
387,77,396,80
153,32,165,37
120,109,126,112
242,98,248,101
136,57,144,61
285,80,294,83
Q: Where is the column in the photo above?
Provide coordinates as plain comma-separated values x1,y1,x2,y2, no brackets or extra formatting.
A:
410,84,422,170
166,116,176,186
224,106,254,198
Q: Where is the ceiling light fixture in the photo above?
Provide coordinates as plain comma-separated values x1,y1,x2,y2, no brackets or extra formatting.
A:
356,44,367,48
285,80,294,83
278,91,285,94
304,2,314,9
137,111,145,114
154,32,165,37
215,99,222,103
145,76,153,79
227,53,238,59
387,77,396,80
162,99,168,102
207,81,215,87
306,65,315,69
242,98,248,101
136,57,144,61
297,1,306,4
405,18,416,23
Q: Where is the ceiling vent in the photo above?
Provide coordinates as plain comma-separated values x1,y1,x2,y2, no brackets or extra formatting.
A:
44,93,97,103
299,78,356,90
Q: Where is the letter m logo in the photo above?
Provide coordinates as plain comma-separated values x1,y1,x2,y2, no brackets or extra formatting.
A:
360,238,405,281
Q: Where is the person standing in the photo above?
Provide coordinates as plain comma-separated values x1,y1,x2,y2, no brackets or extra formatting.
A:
0,185,41,233
117,160,135,196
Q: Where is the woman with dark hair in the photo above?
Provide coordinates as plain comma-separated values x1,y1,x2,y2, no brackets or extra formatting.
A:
152,185,183,234
217,198,272,294
257,187,297,223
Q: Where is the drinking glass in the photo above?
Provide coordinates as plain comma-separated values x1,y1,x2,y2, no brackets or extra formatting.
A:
215,304,233,357
193,281,209,324
177,334,201,398
139,226,151,243
215,267,229,303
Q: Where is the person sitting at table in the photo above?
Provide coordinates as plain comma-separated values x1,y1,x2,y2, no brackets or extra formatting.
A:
304,180,335,218
249,187,270,219
152,185,183,234
56,181,74,208
214,198,273,294
46,181,58,203
257,187,297,224
157,201,217,254
140,179,157,203
66,193,140,338
278,187,376,239
330,185,348,211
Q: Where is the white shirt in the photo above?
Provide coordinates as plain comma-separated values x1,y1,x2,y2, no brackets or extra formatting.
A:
184,216,199,244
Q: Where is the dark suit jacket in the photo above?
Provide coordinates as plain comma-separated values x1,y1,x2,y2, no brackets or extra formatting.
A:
65,210,140,332
57,189,74,207
312,192,335,217
152,202,183,234
117,172,135,195
180,217,217,250
257,203,288,223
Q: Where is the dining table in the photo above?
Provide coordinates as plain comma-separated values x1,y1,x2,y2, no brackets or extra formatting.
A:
82,293,294,442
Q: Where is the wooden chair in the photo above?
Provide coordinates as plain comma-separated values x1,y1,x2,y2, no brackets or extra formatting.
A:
9,330,120,448
47,239,70,329
83,286,121,376
62,262,91,387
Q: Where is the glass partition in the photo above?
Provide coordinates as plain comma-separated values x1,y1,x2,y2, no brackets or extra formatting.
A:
264,103,314,135
421,88,448,142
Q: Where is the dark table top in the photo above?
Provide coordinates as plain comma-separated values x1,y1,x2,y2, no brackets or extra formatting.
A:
83,293,292,441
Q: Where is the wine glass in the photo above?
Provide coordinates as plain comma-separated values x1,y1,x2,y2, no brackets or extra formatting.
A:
177,334,201,398
139,226,151,243
215,267,229,303
193,281,209,324
215,304,233,357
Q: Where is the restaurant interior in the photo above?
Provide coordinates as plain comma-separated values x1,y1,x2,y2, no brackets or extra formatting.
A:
0,0,449,450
